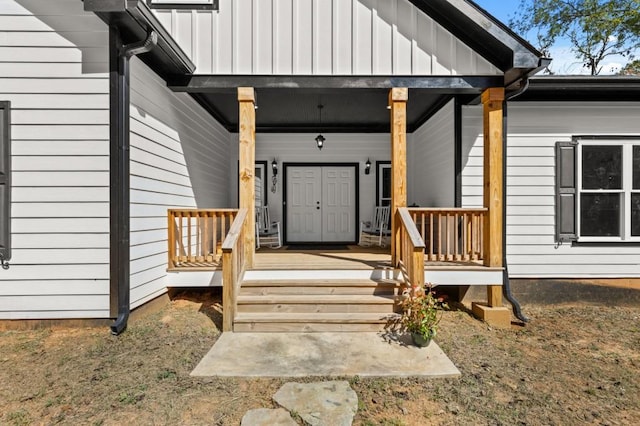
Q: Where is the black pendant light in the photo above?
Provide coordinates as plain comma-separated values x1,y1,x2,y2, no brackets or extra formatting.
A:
315,104,325,150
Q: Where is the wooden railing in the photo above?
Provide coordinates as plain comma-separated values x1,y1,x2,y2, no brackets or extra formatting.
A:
221,208,248,332
408,208,487,263
167,209,239,269
396,207,425,289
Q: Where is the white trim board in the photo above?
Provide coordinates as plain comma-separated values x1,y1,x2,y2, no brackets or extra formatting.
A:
167,270,223,287
426,269,503,286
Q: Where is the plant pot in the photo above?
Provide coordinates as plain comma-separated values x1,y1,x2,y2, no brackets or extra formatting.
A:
411,332,432,348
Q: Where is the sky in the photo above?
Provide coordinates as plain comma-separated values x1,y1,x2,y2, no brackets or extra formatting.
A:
473,0,631,74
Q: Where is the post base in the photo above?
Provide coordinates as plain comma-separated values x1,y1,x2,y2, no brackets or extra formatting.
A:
472,302,511,328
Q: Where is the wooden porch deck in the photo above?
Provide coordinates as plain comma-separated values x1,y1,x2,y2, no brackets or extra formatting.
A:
253,246,392,270
168,245,487,272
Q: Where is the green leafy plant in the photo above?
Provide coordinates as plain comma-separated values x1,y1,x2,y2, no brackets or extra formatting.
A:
399,284,443,342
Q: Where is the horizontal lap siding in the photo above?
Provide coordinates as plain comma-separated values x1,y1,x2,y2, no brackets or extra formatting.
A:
129,58,231,306
462,102,640,278
408,100,455,207
461,106,484,209
0,0,110,319
152,0,500,75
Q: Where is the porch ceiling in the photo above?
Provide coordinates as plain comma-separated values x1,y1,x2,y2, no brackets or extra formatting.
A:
171,75,498,133
191,89,469,133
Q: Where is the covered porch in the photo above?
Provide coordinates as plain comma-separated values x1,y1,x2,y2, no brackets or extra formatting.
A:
166,83,512,331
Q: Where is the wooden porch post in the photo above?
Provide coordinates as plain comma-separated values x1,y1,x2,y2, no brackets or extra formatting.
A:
390,88,408,265
238,87,255,268
482,87,504,307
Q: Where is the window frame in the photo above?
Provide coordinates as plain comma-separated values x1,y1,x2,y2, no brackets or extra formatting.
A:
575,137,640,243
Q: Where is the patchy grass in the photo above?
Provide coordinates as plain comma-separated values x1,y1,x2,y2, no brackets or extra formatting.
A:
1,289,639,425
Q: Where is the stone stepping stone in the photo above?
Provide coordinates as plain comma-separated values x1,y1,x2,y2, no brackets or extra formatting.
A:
241,408,298,426
273,381,358,426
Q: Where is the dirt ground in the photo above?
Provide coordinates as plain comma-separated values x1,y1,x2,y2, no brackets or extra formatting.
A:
1,288,639,426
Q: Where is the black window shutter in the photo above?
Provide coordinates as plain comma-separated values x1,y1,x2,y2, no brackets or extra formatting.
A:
0,102,10,263
555,141,577,243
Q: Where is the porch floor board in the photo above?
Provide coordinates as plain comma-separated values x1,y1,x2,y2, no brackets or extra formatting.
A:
253,245,391,270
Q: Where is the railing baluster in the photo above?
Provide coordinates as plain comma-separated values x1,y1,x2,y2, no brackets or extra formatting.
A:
420,213,426,252
203,215,211,261
468,213,472,261
447,212,452,262
430,215,434,261
178,214,185,262
454,212,460,262
212,213,218,258
168,211,176,268
473,213,479,261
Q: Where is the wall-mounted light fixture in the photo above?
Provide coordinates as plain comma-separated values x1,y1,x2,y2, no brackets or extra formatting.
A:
365,158,372,175
315,104,325,150
271,159,278,193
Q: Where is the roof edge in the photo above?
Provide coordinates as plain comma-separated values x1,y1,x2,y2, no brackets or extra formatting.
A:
512,75,640,102
84,0,195,77
409,0,544,79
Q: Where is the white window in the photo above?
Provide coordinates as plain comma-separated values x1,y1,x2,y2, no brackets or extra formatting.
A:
377,161,391,208
576,139,640,241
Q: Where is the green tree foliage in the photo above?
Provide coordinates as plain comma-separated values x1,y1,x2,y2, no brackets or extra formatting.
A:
511,0,640,75
619,59,640,75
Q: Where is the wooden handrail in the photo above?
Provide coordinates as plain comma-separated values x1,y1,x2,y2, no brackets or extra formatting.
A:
396,207,425,290
221,208,247,252
167,209,238,269
408,207,487,262
221,208,248,332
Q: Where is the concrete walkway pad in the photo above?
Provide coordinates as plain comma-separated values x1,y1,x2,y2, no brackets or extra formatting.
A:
191,332,460,378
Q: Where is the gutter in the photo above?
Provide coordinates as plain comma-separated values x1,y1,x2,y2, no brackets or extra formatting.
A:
109,30,157,336
506,58,553,100
85,0,195,79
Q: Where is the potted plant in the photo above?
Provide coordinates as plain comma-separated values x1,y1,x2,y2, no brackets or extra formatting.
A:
399,284,443,347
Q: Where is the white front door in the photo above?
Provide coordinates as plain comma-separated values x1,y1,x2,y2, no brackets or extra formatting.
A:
286,165,356,243
322,166,356,242
287,166,322,242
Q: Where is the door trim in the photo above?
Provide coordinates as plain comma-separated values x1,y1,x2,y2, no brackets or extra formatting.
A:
283,162,360,245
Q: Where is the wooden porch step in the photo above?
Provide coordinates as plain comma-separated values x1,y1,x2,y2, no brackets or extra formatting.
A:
234,276,405,332
240,279,403,296
236,294,398,314
233,312,401,333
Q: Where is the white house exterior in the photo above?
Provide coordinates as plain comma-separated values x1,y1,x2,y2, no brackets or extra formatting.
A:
0,0,637,328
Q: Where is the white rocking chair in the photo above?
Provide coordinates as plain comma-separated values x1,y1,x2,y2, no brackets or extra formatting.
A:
359,206,391,247
255,206,282,249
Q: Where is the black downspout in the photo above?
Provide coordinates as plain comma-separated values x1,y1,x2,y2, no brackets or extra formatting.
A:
501,100,529,323
454,98,462,208
109,28,157,335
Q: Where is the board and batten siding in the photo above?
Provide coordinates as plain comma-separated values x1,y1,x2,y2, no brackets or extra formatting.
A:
129,57,232,306
151,0,501,76
230,133,390,228
462,102,640,278
408,99,455,207
0,0,110,319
